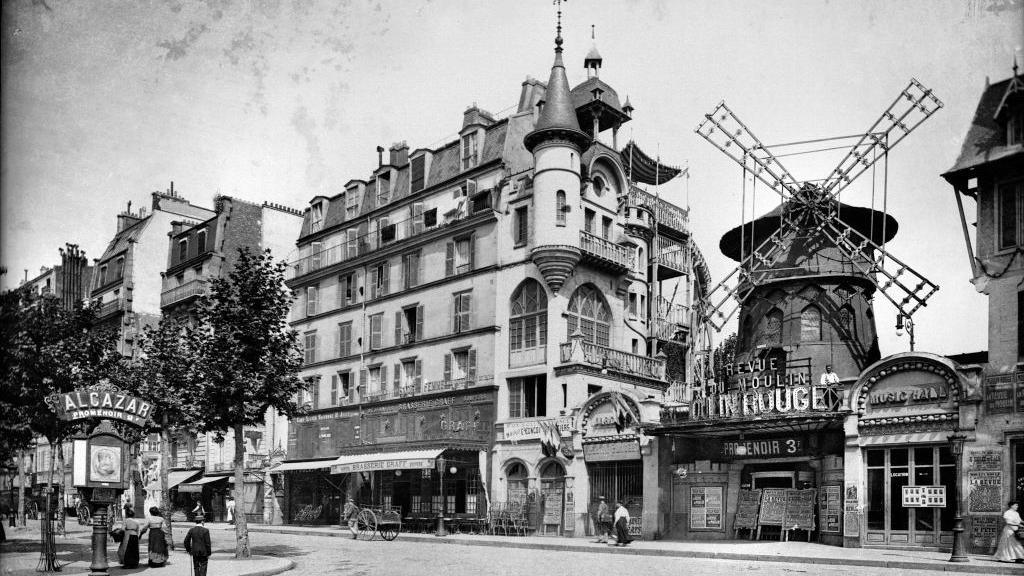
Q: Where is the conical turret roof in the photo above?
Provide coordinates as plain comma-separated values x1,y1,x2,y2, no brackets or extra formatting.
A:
524,36,590,152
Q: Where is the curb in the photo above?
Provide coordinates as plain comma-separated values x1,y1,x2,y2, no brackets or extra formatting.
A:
248,526,1016,575
240,556,296,576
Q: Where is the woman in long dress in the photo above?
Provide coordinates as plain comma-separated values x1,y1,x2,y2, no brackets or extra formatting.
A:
613,500,632,547
118,508,142,568
994,501,1024,563
143,506,170,567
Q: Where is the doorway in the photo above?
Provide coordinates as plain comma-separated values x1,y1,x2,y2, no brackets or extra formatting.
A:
539,461,565,536
751,471,795,490
865,445,955,547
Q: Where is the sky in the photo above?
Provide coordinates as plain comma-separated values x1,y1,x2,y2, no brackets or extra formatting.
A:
2,0,1022,357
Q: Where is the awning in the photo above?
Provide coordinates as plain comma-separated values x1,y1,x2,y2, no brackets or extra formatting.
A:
269,459,337,473
621,141,684,185
330,448,443,475
178,475,229,493
144,469,202,492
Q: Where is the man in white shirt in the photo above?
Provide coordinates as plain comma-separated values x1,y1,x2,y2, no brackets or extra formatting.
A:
820,365,840,387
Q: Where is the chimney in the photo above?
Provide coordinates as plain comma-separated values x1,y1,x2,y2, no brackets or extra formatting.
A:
462,103,496,130
389,141,409,166
517,76,547,113
376,146,385,167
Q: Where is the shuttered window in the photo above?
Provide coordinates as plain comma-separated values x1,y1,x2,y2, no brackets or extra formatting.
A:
339,321,352,357
411,155,426,193
370,313,383,350
453,292,472,333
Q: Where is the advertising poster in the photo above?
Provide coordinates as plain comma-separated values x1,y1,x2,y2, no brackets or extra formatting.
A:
819,484,842,534
89,444,122,483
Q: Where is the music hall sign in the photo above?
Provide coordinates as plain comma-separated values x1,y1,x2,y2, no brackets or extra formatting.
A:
691,359,840,422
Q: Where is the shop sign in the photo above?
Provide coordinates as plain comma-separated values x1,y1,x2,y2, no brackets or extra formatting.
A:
582,440,640,462
332,456,436,474
690,384,840,421
861,366,956,420
689,485,724,530
901,485,946,507
502,417,573,441
984,383,1014,414
721,437,803,459
55,388,154,426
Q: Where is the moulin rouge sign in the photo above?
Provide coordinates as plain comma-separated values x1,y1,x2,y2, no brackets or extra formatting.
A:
55,389,154,426
691,358,840,422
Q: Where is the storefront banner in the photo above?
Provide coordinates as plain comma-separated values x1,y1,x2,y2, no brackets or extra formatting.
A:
582,439,640,462
330,450,441,474
501,417,573,441
690,384,841,422
721,437,804,459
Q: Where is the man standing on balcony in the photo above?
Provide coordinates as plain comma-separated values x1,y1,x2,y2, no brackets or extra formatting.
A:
820,365,840,387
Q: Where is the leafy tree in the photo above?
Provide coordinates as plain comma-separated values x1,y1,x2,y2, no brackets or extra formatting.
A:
192,248,304,558
712,332,738,381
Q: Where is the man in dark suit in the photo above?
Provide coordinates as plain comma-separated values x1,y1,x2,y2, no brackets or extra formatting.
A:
184,514,212,576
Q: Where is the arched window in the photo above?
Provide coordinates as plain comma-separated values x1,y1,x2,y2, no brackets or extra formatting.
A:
196,230,207,254
510,280,548,352
555,190,567,226
837,306,855,339
540,461,565,480
566,285,611,347
762,308,783,346
592,175,606,197
800,305,821,341
506,462,528,503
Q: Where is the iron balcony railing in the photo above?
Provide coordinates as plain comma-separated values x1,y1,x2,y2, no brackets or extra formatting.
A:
170,457,205,469
95,297,126,318
360,375,495,403
559,341,665,380
579,231,635,270
160,279,208,307
627,186,689,233
509,347,546,369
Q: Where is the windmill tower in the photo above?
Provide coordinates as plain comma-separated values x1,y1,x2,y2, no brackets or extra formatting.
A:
695,79,944,378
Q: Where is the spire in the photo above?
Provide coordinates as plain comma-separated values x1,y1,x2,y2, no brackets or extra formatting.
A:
584,24,603,78
524,0,590,152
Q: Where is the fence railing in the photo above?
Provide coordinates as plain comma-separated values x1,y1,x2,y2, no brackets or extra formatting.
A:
559,341,665,380
627,186,689,232
579,231,635,270
160,279,208,307
95,297,125,318
358,375,495,404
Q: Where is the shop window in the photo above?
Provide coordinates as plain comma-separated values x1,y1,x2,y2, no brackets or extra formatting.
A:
509,279,547,352
800,305,821,341
865,446,956,537
508,375,546,418
566,284,611,347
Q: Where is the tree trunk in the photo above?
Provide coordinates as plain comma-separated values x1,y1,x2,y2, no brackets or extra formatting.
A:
233,423,250,558
17,449,26,527
160,419,174,546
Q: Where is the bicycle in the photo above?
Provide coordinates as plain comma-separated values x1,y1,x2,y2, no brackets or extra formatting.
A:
77,503,91,525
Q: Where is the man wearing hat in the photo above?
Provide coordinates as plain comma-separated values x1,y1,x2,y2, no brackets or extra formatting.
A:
184,514,212,576
594,496,611,544
343,497,360,540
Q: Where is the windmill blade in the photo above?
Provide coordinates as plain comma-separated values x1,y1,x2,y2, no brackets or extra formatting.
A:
820,217,939,317
695,101,801,202
819,78,943,200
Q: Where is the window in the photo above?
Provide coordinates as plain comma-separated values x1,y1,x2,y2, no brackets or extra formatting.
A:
338,321,353,357
369,261,389,299
310,202,325,232
800,305,821,341
196,230,207,253
566,285,611,347
339,273,356,307
508,375,547,418
556,190,567,226
453,291,472,333
423,207,438,228
506,463,528,503
310,240,323,270
330,372,351,405
377,178,390,206
1009,111,1023,146
584,209,596,234
403,251,421,289
303,331,317,364
602,216,612,240
396,305,424,344
115,257,125,280
444,348,476,381
411,155,426,193
628,293,638,317
1019,291,1024,360
369,313,383,350
471,189,491,214
346,190,360,219
346,229,359,259
592,175,606,197
510,280,547,351
762,309,783,346
410,202,425,235
997,179,1024,250
462,132,479,170
446,236,474,276
178,239,188,262
99,265,108,286
378,217,396,244
364,365,384,395
514,206,529,246
838,306,855,339
305,285,319,316
398,359,420,390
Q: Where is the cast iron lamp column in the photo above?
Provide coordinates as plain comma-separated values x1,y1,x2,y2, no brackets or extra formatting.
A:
947,431,968,563
89,503,110,575
435,456,448,537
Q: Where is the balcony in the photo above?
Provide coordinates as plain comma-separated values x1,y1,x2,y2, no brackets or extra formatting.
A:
655,237,689,280
559,341,665,381
288,244,353,281
95,297,126,319
654,298,689,342
579,231,635,274
360,375,495,403
161,279,208,307
627,186,689,236
169,456,205,469
509,347,546,369
210,457,268,472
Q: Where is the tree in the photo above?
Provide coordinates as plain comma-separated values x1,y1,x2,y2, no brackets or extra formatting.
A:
712,332,738,381
192,248,304,558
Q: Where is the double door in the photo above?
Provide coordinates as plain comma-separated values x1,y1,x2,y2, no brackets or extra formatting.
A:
865,445,955,547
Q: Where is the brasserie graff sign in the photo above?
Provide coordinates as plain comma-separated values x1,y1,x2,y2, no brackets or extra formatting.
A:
56,389,154,426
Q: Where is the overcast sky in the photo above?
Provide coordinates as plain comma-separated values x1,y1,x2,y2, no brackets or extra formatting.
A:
2,0,1022,357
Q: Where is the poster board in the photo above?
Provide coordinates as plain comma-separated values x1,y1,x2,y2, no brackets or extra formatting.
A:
542,490,563,525
689,485,724,530
758,488,787,526
734,489,762,531
782,488,816,531
819,484,841,534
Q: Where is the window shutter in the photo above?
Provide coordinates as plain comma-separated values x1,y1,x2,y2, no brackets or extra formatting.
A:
382,262,390,295
445,241,455,277
468,349,477,380
371,315,382,350
347,229,358,259
369,267,378,300
414,359,422,387
359,369,367,396
418,252,424,285
451,295,458,333
469,236,476,269
380,365,387,392
416,305,424,341
393,363,401,390
306,286,318,317
462,293,472,331
443,353,452,381
395,311,403,345
467,179,478,196
412,202,424,235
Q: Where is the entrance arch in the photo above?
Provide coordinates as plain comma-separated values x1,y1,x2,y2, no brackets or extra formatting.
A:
539,460,566,536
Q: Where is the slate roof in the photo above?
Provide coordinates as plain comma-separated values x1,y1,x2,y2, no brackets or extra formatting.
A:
943,75,1024,177
571,77,622,111
96,217,149,264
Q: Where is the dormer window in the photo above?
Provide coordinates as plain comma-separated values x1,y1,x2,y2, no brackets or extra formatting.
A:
115,257,125,280
1009,111,1023,146
196,229,207,253
346,189,360,218
377,177,390,206
310,202,325,232
410,155,426,194
462,132,479,170
178,239,188,262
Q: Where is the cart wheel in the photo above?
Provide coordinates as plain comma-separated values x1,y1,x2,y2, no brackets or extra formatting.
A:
380,523,400,541
357,509,377,540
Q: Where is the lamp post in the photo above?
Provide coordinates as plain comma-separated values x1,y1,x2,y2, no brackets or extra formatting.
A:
435,456,448,537
895,314,916,351
947,431,968,563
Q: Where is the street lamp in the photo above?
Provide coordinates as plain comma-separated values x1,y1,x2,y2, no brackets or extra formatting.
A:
947,431,968,563
895,314,916,351
435,456,448,537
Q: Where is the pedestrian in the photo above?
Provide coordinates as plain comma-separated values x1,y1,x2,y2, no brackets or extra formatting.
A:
613,500,632,547
994,500,1024,563
191,498,205,521
593,496,611,543
820,365,840,386
118,508,142,568
142,506,170,567
226,495,236,525
184,514,213,576
343,497,360,539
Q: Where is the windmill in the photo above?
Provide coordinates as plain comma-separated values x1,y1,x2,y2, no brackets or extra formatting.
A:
694,79,943,373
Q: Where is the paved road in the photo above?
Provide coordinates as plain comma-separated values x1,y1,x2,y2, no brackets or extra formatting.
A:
215,529,963,576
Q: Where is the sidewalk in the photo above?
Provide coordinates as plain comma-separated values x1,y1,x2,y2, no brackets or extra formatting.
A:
0,521,294,576
245,523,1022,575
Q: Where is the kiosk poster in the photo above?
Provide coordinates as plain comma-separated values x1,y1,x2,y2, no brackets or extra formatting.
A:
783,488,816,530
734,489,762,530
758,488,787,526
819,484,842,534
968,471,1002,513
